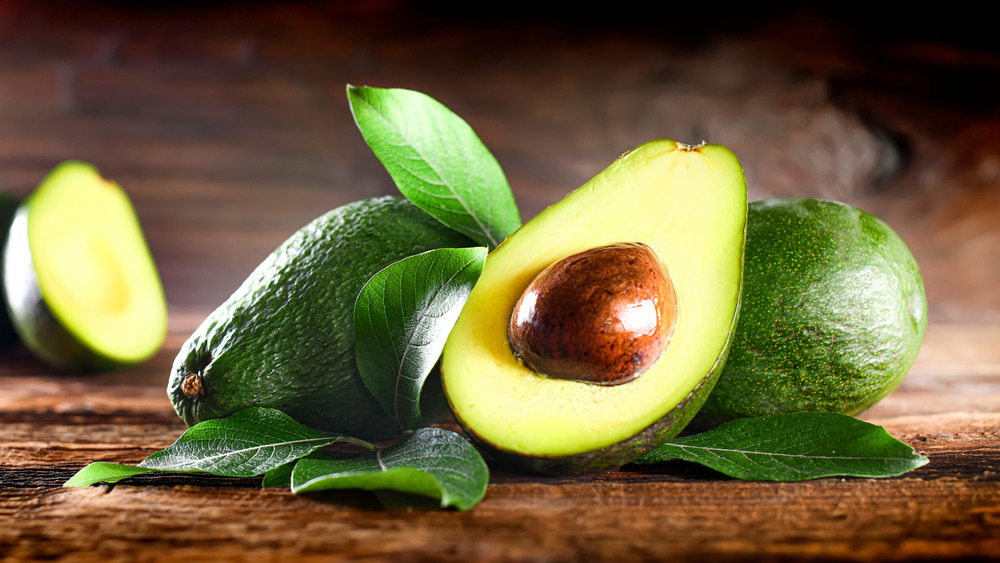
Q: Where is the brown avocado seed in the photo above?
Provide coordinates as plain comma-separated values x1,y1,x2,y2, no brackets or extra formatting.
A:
508,242,678,386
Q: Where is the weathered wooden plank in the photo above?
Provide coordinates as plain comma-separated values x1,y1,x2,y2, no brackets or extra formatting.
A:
2,468,998,562
3,335,996,561
1,363,997,561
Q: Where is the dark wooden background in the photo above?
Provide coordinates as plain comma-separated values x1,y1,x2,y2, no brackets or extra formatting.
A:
1,2,998,561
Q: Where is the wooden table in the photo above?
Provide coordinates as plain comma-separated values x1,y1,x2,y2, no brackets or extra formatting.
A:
2,2,998,561
3,322,1000,561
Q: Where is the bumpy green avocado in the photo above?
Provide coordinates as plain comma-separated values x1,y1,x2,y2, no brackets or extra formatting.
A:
693,198,927,428
2,162,167,370
168,196,474,441
441,140,748,475
1,191,20,344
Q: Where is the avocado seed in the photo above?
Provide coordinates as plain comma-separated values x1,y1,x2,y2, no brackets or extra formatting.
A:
508,242,678,385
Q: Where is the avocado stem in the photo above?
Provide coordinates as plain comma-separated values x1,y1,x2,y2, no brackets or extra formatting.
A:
676,141,706,152
181,372,204,398
338,436,379,452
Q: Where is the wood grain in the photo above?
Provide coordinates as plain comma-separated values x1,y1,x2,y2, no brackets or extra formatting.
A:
2,2,999,561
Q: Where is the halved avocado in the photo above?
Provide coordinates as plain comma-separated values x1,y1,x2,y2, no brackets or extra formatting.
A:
2,161,167,371
441,139,748,475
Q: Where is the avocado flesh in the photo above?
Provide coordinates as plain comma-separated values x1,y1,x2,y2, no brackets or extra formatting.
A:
693,198,927,428
2,162,167,370
168,196,474,441
441,140,747,473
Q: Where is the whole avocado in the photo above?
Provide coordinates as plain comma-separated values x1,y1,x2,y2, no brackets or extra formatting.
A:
168,196,474,440
693,198,927,428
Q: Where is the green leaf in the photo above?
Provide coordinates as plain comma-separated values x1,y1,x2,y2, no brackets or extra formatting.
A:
355,247,487,429
348,85,520,249
64,408,350,486
291,427,489,511
261,463,294,488
262,451,358,489
633,412,928,481
64,462,154,487
138,408,349,477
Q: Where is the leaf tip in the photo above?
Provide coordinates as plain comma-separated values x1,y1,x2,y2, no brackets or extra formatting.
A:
63,463,103,488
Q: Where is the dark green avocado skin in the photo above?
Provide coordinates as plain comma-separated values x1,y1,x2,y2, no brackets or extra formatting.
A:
168,196,474,440
692,198,927,429
0,192,19,344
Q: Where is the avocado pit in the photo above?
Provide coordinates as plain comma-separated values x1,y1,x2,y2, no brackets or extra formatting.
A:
508,242,677,385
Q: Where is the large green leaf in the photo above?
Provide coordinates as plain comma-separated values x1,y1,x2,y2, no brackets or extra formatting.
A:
633,412,928,481
355,247,487,429
291,427,489,511
348,85,520,249
65,408,349,486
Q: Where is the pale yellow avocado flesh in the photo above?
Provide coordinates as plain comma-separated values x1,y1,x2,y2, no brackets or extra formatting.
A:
27,162,167,364
441,140,746,457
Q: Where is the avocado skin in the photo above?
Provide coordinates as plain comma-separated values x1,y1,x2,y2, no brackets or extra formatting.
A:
168,196,474,440
693,198,927,428
0,192,20,344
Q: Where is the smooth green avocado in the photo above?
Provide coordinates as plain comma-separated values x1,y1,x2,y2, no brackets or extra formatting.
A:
441,139,748,475
168,196,474,441
693,198,927,428
2,162,167,371
1,191,20,344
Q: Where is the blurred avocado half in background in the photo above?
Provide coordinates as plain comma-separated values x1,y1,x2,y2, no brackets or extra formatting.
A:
1,162,167,371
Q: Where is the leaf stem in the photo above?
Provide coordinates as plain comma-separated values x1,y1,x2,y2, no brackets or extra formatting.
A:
339,436,379,452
